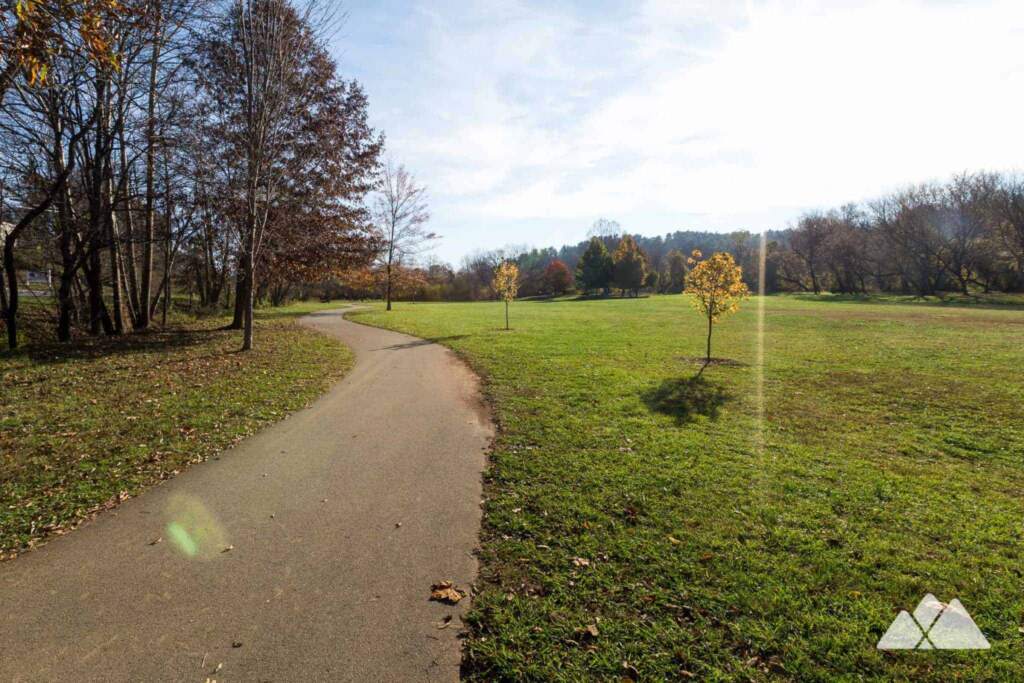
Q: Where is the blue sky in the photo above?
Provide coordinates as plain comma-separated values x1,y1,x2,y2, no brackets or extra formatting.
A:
330,0,1024,265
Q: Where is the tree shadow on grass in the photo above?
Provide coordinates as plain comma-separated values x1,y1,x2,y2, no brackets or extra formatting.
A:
533,293,653,303
11,327,221,367
790,292,1024,311
641,375,731,425
268,306,353,321
378,334,470,351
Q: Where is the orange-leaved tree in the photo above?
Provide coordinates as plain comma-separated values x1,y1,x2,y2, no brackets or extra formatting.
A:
492,261,519,330
685,250,749,371
3,0,122,95
543,259,572,296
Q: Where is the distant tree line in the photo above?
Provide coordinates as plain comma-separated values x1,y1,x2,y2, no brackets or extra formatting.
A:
776,172,1024,296
332,227,765,302
349,171,1024,302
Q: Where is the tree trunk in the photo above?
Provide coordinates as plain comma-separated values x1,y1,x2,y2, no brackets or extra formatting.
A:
118,128,142,324
242,267,254,351
230,262,246,329
56,158,77,343
3,235,17,350
706,314,713,362
116,238,137,325
105,165,125,335
0,260,7,325
139,8,164,330
505,299,509,330
161,159,173,326
241,221,255,350
57,269,75,342
385,259,393,311
162,246,170,325
85,248,113,336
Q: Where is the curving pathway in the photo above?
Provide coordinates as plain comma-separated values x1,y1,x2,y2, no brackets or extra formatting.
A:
0,308,493,682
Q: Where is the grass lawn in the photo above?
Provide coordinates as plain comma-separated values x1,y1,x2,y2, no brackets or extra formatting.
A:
351,294,1024,681
1,301,352,558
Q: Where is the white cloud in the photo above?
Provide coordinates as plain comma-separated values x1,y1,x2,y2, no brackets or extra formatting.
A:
347,0,1024,260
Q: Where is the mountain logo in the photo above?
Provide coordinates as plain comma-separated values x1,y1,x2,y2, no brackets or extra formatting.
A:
877,594,990,650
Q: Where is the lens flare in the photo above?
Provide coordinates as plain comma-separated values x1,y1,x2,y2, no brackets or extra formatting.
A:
164,494,228,560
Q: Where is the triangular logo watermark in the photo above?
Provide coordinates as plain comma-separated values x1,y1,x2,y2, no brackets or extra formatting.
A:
877,594,990,650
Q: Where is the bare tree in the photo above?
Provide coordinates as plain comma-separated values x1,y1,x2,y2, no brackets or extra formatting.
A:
995,174,1024,291
789,213,830,294
587,217,620,239
374,162,433,311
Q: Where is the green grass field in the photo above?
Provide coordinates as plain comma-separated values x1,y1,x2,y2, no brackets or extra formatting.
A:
351,294,1024,681
0,301,352,557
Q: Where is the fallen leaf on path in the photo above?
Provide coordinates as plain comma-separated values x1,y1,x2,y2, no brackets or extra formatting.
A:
430,581,465,604
436,615,453,629
149,537,162,546
221,545,234,553
231,641,242,648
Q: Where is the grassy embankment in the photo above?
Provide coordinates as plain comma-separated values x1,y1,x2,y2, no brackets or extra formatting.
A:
352,294,1024,681
1,301,352,558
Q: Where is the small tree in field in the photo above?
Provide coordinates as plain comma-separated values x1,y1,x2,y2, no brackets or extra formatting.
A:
375,162,434,311
685,250,749,372
493,261,519,330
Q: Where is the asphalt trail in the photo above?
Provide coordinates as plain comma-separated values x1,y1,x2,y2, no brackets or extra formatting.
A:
0,308,493,682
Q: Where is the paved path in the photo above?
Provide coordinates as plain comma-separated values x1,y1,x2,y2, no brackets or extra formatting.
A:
0,309,493,682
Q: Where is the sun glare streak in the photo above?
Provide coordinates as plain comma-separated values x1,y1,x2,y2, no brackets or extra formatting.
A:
756,230,767,460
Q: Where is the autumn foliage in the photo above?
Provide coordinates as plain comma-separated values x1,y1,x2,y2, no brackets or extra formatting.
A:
685,250,749,367
4,0,122,89
612,234,647,297
543,259,573,296
492,261,519,330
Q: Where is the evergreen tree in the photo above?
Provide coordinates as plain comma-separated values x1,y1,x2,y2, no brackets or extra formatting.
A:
575,237,613,295
612,235,647,297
